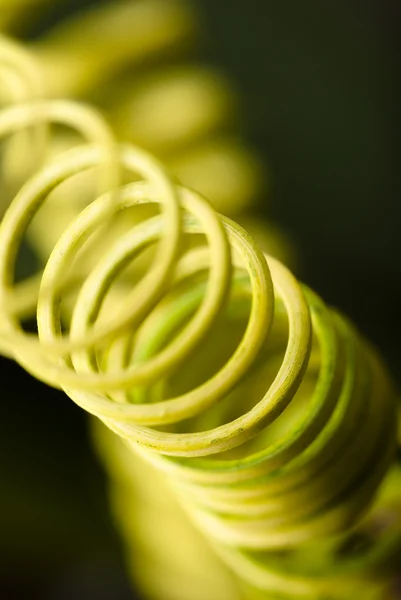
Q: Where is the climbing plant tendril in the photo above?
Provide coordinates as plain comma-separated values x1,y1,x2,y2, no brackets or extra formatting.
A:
1,33,400,600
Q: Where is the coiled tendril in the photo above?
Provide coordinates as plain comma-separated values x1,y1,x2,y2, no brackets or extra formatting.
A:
0,92,400,599
0,34,400,600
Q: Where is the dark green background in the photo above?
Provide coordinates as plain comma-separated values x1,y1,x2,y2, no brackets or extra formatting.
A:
1,1,400,598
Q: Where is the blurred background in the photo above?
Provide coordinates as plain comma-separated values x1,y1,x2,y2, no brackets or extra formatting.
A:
1,0,400,598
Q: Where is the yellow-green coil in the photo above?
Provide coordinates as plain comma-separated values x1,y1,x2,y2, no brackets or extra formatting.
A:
0,79,399,599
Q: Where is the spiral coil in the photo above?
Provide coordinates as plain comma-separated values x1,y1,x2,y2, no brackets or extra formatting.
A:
2,17,401,600
0,60,400,598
